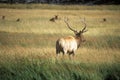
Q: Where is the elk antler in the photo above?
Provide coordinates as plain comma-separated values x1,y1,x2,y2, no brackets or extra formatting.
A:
81,21,87,33
64,19,78,33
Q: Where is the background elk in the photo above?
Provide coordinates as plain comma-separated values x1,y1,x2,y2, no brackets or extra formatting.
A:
56,19,87,59
2,16,5,20
54,15,58,20
16,18,20,22
103,18,107,22
49,17,55,22
49,15,58,22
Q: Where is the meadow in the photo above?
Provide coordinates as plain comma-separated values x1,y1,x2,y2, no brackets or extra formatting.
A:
0,4,120,80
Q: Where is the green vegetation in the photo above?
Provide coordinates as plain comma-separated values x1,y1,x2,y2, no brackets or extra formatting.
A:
0,58,120,80
0,5,120,80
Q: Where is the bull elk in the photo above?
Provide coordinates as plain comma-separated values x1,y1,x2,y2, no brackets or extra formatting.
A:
56,19,87,59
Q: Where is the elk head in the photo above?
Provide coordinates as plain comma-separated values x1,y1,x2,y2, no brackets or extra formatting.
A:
64,19,87,43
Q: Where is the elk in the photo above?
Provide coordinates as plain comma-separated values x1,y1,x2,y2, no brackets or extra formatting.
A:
49,15,58,22
16,18,20,22
2,16,5,20
103,18,107,22
54,15,58,20
56,19,87,59
49,17,55,22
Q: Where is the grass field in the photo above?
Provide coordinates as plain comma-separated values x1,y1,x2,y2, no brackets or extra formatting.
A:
0,4,120,80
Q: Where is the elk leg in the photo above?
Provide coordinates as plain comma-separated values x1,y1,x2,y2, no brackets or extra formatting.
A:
62,49,67,59
69,51,75,60
56,49,60,60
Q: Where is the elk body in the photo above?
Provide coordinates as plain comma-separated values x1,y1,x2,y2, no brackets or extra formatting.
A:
103,18,107,22
2,16,5,20
16,18,20,22
49,18,55,22
56,20,87,59
49,15,58,22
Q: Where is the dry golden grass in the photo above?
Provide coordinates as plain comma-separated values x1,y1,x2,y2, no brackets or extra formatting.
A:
0,8,120,65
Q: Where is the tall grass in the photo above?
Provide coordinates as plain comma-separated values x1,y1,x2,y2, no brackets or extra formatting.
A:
0,57,119,80
0,5,120,80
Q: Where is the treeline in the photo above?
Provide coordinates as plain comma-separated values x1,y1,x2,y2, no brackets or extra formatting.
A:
0,0,120,4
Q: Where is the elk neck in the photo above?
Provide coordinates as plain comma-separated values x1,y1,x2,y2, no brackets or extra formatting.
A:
75,36,82,48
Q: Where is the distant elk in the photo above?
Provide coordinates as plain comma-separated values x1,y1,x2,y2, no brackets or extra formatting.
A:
49,15,58,22
56,19,87,59
54,15,58,20
2,16,5,20
103,18,107,22
16,18,20,22
49,17,55,22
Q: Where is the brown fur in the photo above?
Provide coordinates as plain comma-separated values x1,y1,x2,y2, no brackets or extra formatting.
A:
56,20,87,59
